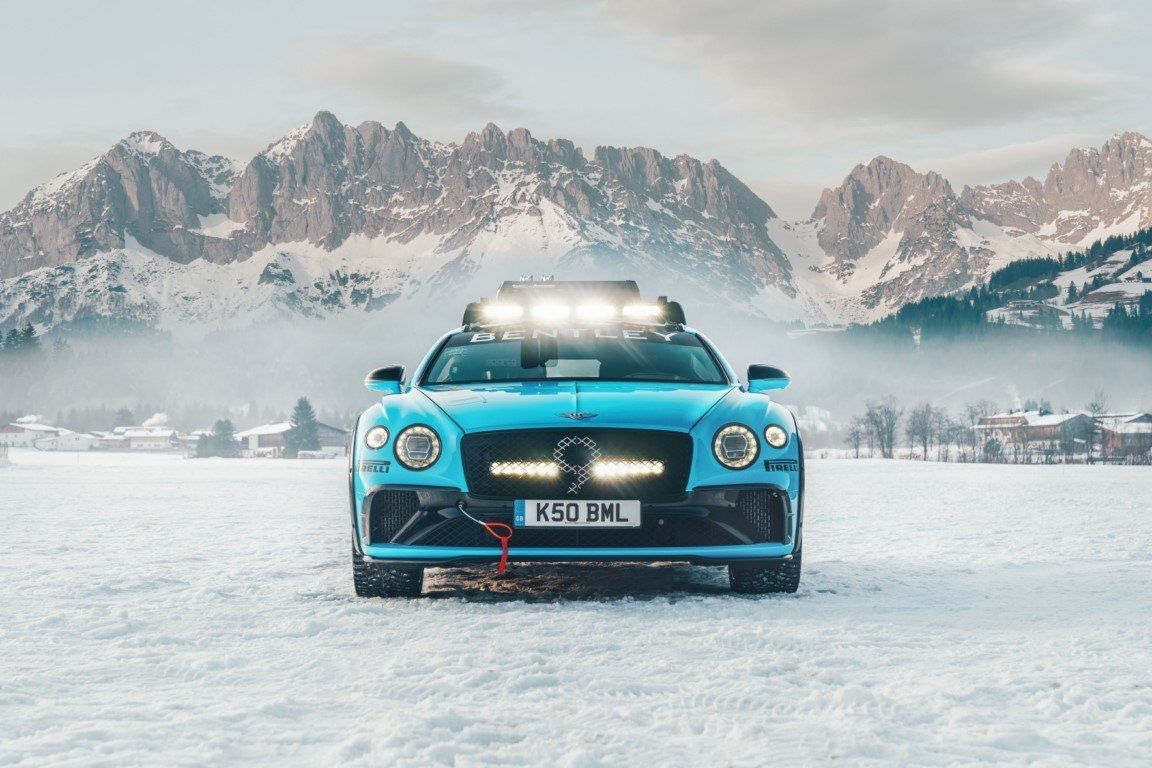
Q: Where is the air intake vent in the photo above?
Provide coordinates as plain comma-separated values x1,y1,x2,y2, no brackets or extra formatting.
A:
368,490,420,543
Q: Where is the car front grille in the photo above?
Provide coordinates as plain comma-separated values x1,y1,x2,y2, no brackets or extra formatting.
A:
461,428,692,501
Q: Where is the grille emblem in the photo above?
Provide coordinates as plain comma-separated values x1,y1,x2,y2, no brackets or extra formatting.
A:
553,436,601,494
558,412,597,421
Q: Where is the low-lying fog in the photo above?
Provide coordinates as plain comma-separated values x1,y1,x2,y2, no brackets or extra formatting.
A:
3,299,1147,448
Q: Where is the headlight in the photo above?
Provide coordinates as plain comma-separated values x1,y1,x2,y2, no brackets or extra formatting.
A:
364,426,389,450
394,425,441,470
713,424,758,469
764,425,789,449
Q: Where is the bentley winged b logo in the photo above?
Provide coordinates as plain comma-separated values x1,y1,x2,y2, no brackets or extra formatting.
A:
558,412,598,421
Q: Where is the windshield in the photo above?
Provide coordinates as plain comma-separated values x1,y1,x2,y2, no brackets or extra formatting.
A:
423,326,727,385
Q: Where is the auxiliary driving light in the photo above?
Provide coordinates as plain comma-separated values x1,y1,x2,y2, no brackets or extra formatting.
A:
490,461,560,477
591,460,665,479
764,425,789,449
713,424,758,469
364,426,389,450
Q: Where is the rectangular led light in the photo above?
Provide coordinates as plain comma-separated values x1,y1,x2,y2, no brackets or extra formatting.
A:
591,460,665,479
531,303,571,321
576,303,617,321
490,461,561,477
622,304,662,320
482,303,524,321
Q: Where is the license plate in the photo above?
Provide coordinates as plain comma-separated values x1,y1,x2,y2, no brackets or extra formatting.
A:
514,500,641,527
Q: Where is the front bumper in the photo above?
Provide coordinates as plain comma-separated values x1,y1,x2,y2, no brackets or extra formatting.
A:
356,484,799,566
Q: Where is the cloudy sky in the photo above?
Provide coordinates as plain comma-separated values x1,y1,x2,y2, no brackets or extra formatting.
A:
2,0,1149,217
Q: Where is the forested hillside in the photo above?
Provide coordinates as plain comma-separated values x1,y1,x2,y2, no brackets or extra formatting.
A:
854,227,1152,344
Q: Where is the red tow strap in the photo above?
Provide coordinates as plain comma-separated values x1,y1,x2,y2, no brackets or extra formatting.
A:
457,502,513,575
481,522,513,575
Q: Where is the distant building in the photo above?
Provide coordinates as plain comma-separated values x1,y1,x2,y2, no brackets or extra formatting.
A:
92,426,179,451
32,431,99,451
1094,412,1152,429
974,410,1094,458
235,421,349,457
179,430,214,452
121,428,179,450
0,422,63,447
235,422,293,456
1097,413,1152,460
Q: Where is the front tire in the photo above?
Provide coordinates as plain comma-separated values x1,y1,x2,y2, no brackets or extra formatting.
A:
353,549,424,598
729,551,802,594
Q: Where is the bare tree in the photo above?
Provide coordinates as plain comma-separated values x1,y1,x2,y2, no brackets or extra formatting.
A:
844,418,864,459
1085,388,1109,463
964,400,997,462
907,402,935,461
933,409,955,462
863,397,903,459
1086,388,1109,416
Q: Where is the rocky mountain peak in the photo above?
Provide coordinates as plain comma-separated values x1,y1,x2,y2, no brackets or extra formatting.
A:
116,130,173,155
0,130,242,279
962,132,1152,247
812,155,956,267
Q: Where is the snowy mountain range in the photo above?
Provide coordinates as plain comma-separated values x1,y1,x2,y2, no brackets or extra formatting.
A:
2,111,1151,333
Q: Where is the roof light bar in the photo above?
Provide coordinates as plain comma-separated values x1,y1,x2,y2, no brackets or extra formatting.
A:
463,282,684,326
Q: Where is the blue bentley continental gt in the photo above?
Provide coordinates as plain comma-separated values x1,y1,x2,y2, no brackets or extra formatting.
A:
349,280,804,596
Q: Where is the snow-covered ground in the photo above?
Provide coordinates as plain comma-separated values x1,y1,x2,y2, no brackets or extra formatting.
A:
2,452,1150,766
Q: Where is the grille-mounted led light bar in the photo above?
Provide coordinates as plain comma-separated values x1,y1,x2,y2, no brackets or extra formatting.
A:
489,459,665,479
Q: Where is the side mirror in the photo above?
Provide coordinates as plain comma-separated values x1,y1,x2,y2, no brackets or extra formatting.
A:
365,365,406,395
747,364,790,393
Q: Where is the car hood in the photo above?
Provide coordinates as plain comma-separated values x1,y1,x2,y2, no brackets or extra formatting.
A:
418,381,736,432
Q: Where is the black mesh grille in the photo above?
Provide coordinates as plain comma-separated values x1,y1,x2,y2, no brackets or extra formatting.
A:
736,489,785,543
403,514,740,549
461,429,692,501
368,490,421,543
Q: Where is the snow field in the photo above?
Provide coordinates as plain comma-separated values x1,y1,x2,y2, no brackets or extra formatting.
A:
1,453,1150,766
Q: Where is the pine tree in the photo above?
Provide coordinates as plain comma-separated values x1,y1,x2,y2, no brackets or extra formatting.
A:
211,419,239,458
114,407,135,428
4,328,20,353
20,323,39,353
1066,283,1078,303
284,397,320,457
